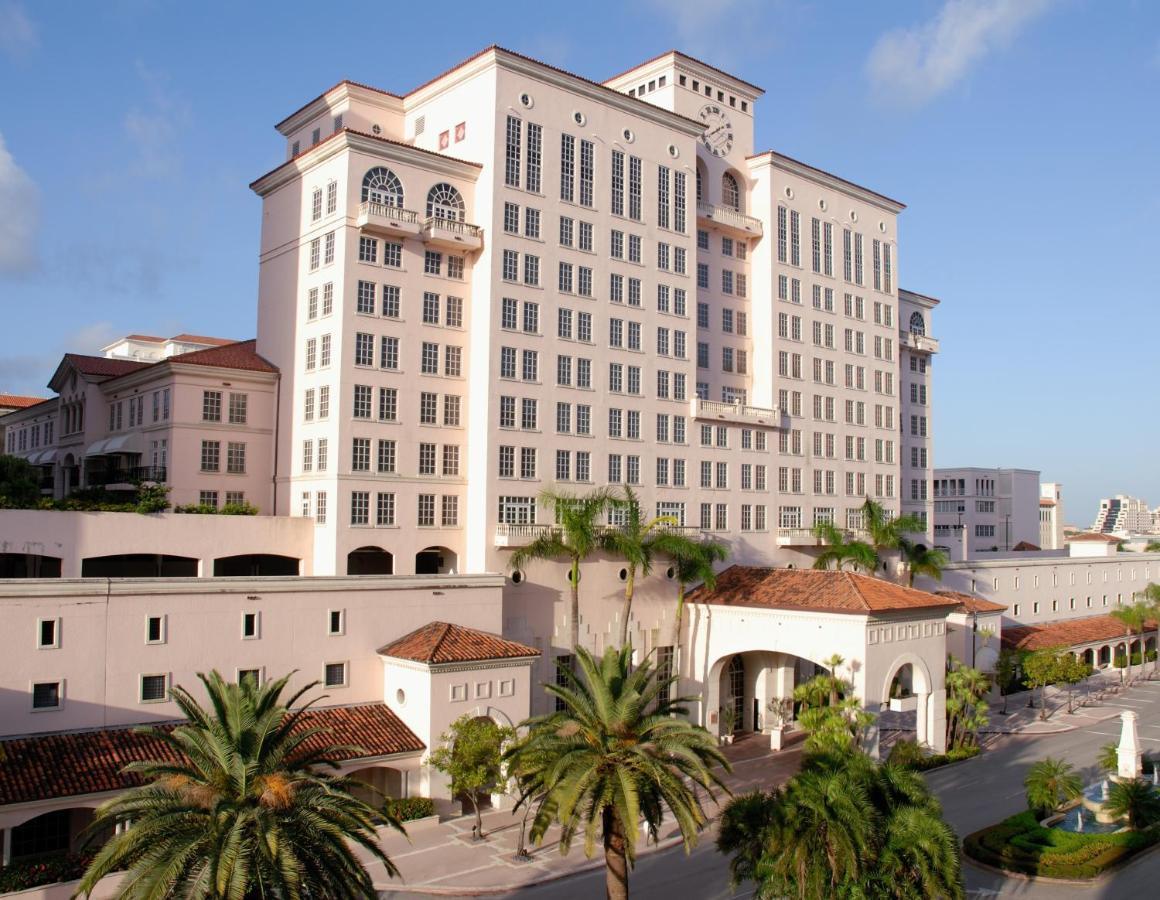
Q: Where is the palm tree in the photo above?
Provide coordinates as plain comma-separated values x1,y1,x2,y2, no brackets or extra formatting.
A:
1143,582,1160,676
1023,757,1082,816
506,645,728,900
510,487,614,654
1098,742,1119,774
1105,778,1160,830
859,497,927,572
899,538,949,588
811,521,877,573
717,752,962,899
603,486,702,648
1110,600,1151,683
76,671,402,899
669,537,729,674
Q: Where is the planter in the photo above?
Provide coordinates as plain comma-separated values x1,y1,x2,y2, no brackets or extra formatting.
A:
720,733,734,746
889,695,918,712
766,725,788,751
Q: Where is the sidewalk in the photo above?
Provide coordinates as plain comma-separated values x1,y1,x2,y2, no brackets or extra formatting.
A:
369,732,804,896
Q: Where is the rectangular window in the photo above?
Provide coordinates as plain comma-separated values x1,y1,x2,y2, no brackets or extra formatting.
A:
417,494,436,526
200,440,220,472
228,393,247,425
140,674,169,703
202,390,222,422
526,122,542,193
505,115,522,187
226,442,246,474
560,134,575,201
324,662,347,688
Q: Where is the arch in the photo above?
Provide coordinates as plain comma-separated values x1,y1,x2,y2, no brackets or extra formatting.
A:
879,653,933,707
8,807,107,861
81,553,197,578
213,554,300,577
1082,648,1095,667
347,764,406,806
0,552,62,578
695,159,707,203
426,183,465,221
415,546,457,575
347,546,394,576
1098,644,1112,666
909,311,926,335
721,171,741,211
361,166,404,207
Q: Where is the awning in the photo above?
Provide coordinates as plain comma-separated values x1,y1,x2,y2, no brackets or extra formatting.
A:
84,439,110,457
84,435,141,457
27,449,58,465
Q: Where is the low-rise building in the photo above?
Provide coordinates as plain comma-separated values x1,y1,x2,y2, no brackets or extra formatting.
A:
932,467,1041,559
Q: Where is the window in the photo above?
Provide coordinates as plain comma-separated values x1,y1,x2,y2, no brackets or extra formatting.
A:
226,442,246,474
32,681,62,710
200,440,220,472
324,662,348,688
141,674,169,703
417,494,436,526
361,166,404,206
505,115,521,187
241,611,260,640
202,390,222,422
721,172,740,211
228,393,247,425
426,183,465,221
37,618,59,649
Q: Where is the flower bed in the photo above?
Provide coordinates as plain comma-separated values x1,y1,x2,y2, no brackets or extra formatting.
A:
963,810,1159,879
0,852,93,893
385,796,436,821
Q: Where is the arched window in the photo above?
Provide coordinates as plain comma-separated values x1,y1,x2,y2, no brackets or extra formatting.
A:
696,168,703,202
721,172,741,211
909,311,925,336
426,183,465,221
361,167,404,207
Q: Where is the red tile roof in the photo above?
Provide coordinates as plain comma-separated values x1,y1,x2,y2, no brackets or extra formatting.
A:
122,334,167,342
1011,541,1041,551
0,394,48,409
688,567,962,614
379,622,540,664
167,339,278,374
0,703,423,807
1001,614,1159,653
168,334,237,346
935,590,1007,614
1040,498,1057,507
61,354,151,379
1066,533,1121,543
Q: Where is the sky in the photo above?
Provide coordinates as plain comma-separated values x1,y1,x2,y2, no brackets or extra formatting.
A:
0,0,1157,524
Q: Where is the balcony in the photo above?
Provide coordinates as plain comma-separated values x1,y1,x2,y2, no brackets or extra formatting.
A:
696,202,763,239
86,466,168,488
421,216,483,251
776,527,872,547
356,201,421,238
690,397,782,428
495,522,703,548
899,331,940,354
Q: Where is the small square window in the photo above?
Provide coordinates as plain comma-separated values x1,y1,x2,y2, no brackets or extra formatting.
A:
237,668,262,687
141,674,169,703
32,681,62,710
146,615,166,644
324,662,348,687
328,609,345,636
242,611,260,640
37,618,59,649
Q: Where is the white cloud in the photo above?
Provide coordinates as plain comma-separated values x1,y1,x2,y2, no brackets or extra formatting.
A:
645,0,777,63
867,0,1055,107
0,132,39,274
0,1,37,60
123,61,191,178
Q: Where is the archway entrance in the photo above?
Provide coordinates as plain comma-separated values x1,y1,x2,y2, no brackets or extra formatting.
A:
81,554,197,578
881,655,938,750
415,546,456,575
709,651,824,736
347,547,394,575
0,553,62,578
214,554,300,576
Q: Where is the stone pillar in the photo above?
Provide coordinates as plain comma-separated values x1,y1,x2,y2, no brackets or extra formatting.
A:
915,690,930,748
928,689,947,754
2,826,11,866
1117,710,1143,779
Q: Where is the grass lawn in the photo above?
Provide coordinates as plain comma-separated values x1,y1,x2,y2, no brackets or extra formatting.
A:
963,810,1160,879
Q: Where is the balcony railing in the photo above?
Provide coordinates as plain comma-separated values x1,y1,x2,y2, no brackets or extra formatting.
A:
696,201,763,237
86,466,168,487
421,216,483,250
899,331,940,354
777,526,873,547
690,397,781,427
495,522,703,548
357,201,422,237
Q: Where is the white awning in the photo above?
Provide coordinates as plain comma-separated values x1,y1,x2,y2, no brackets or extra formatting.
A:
84,435,141,457
28,449,58,465
84,439,110,457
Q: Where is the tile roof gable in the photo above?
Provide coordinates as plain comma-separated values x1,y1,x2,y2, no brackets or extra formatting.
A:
378,621,539,664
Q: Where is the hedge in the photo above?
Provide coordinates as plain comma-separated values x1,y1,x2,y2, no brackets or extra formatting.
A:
887,739,981,771
385,796,436,821
963,810,1159,879
0,852,93,892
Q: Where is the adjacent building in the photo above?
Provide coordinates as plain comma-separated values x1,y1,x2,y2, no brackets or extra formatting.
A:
1092,494,1152,537
1039,481,1065,550
932,467,1041,559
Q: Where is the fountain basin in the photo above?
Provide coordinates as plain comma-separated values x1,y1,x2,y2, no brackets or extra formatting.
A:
1045,807,1123,834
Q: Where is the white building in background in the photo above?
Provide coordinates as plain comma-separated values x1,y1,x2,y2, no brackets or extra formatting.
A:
932,467,1041,558
1039,481,1065,550
1092,494,1152,537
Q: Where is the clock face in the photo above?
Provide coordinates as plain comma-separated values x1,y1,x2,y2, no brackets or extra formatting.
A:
698,104,733,157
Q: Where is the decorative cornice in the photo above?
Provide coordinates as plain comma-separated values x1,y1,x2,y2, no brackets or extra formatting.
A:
748,151,905,214
275,82,403,136
381,655,537,675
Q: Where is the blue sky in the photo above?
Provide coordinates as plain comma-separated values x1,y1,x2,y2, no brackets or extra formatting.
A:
0,0,1157,524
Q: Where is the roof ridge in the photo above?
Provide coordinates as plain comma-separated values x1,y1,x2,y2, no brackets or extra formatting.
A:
841,570,871,610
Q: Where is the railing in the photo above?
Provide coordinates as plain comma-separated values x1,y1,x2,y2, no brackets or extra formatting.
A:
777,526,873,545
691,397,780,426
696,201,763,235
86,466,168,486
423,216,482,239
358,201,419,224
495,522,703,546
900,331,940,353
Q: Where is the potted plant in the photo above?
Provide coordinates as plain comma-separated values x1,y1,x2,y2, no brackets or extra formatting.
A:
764,697,794,751
719,702,737,745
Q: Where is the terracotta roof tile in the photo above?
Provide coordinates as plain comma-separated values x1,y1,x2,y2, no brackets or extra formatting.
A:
168,334,237,346
122,334,166,343
1011,541,1041,551
935,590,1007,613
0,394,48,409
688,566,962,614
0,703,423,807
62,354,151,378
379,622,540,664
166,339,278,374
1066,533,1122,543
1001,614,1159,653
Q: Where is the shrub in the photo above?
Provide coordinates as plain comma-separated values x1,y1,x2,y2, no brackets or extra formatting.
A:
0,852,94,892
385,796,436,821
887,739,980,771
174,501,259,516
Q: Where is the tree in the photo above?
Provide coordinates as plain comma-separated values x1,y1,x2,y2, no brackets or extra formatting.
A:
859,497,928,571
1143,582,1160,676
944,661,990,749
1111,600,1151,683
669,537,729,674
718,752,963,899
811,521,877,573
1055,654,1091,713
1145,541,1160,553
510,488,614,654
1098,742,1119,774
1023,757,1082,817
1105,778,1160,830
793,666,874,756
899,538,949,588
1022,648,1064,719
506,645,728,900
994,648,1019,715
0,454,39,507
504,730,551,860
602,486,703,648
429,713,514,840
76,671,402,899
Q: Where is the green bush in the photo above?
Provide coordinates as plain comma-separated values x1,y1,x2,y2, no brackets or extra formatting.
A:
9,484,170,515
0,852,93,892
174,501,259,516
963,809,1160,879
888,739,980,771
385,796,436,821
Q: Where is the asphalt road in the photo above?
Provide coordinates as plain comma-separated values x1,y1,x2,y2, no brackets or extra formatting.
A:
388,680,1160,899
